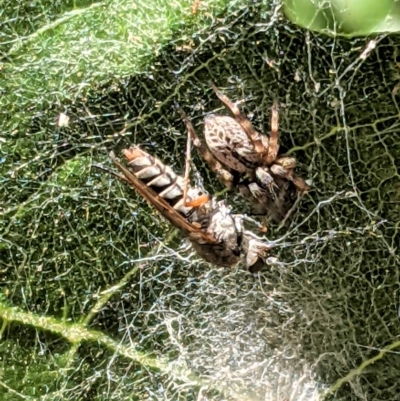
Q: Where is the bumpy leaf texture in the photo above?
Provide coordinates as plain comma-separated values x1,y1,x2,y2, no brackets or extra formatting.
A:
1,1,400,400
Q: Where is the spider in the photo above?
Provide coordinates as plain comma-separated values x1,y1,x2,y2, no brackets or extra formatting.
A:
181,84,309,221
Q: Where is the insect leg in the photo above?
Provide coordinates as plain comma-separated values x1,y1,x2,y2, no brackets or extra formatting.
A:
178,107,234,191
175,107,210,207
231,213,267,233
182,125,192,206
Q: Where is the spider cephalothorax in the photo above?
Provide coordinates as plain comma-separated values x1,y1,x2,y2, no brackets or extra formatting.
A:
184,84,309,220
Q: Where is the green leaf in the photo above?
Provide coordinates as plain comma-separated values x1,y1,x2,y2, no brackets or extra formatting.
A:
283,0,400,37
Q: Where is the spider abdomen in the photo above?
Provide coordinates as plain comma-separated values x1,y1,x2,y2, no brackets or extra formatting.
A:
204,115,262,173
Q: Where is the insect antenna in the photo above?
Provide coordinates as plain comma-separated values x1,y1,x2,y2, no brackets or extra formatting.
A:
91,163,130,183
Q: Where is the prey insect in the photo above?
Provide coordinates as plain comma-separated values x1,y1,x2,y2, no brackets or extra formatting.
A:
184,83,310,221
96,145,276,272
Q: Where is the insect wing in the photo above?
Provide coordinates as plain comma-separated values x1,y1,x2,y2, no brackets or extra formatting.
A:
109,152,217,244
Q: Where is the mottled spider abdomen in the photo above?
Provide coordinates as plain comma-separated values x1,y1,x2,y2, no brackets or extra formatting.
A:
204,115,267,173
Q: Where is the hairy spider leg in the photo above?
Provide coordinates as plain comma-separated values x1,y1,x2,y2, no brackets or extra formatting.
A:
266,102,280,165
210,83,267,158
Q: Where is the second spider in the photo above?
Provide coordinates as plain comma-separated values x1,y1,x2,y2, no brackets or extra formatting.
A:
184,84,309,221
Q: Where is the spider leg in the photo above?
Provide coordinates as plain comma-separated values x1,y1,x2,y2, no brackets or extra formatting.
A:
270,163,289,179
178,107,234,191
265,102,279,165
270,163,309,194
292,175,310,194
255,167,279,194
275,155,296,169
210,83,266,156
237,183,270,217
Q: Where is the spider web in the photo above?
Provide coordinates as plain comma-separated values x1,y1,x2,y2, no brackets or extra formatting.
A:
1,1,400,400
